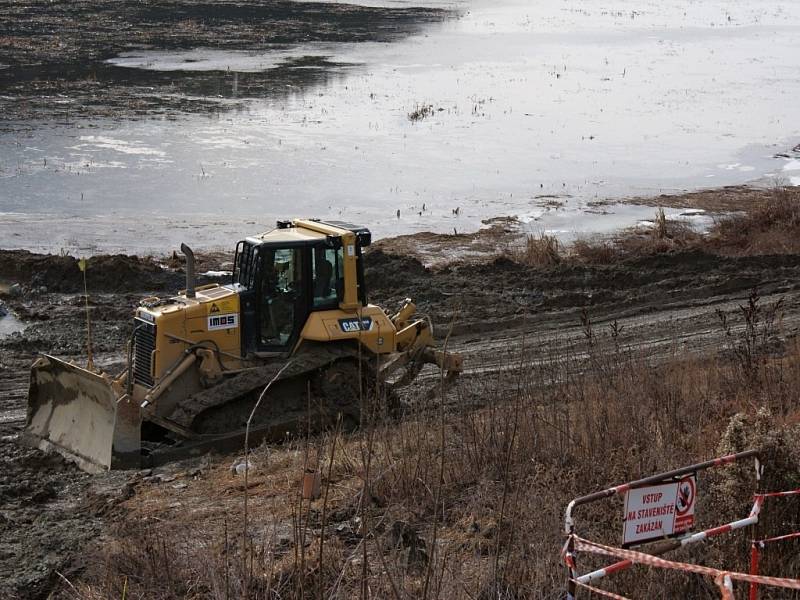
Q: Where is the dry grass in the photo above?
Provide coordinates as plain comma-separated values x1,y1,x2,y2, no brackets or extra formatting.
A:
569,238,615,265
67,297,800,599
505,233,562,267
615,217,701,257
708,185,800,255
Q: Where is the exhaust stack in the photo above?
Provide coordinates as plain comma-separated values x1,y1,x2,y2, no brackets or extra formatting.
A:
181,243,196,298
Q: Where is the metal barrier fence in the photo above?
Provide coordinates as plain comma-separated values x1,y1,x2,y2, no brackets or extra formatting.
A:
561,450,800,598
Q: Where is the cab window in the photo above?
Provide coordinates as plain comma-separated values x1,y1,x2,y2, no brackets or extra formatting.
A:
312,247,343,308
260,248,301,347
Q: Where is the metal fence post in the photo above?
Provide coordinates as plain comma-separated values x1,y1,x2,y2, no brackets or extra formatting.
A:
563,534,577,599
749,542,761,600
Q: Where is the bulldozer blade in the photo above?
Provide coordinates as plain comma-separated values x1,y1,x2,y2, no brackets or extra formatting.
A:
421,347,464,375
23,355,141,473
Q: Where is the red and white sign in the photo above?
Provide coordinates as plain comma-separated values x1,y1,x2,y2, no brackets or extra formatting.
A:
623,475,696,546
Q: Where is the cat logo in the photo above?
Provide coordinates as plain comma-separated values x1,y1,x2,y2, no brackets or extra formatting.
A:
338,317,373,333
209,303,220,313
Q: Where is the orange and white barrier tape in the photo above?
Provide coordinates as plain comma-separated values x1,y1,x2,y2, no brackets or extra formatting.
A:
754,488,800,498
571,579,631,599
754,531,800,546
572,536,800,591
573,570,734,599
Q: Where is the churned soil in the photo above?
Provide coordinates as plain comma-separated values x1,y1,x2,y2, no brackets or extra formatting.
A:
2,196,800,596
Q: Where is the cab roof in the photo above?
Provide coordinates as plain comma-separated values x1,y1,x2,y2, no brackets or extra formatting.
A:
247,226,327,245
246,219,371,247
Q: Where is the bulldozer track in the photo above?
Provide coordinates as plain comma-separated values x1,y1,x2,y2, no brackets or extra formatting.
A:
137,349,398,464
168,344,366,431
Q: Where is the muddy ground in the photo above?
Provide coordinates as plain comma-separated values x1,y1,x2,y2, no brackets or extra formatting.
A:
1,199,800,596
0,0,450,125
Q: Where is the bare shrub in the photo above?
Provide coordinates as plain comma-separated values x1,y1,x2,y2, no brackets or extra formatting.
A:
571,238,617,264
615,217,700,258
506,233,561,267
716,288,786,390
709,184,800,255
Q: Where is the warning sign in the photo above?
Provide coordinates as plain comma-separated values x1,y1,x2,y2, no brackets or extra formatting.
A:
622,475,696,547
674,475,696,534
207,297,237,315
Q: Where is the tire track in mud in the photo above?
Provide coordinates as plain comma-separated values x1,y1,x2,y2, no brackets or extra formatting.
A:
382,251,800,399
449,289,800,376
0,351,34,434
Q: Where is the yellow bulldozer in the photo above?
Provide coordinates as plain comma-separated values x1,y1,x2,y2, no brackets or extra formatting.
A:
23,219,462,472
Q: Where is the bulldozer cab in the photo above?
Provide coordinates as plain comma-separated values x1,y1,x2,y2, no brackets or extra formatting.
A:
233,219,369,355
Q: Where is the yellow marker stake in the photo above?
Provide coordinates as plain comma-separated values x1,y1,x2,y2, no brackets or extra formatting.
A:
78,258,94,371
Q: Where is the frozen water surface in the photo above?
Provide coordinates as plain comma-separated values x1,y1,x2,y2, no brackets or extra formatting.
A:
1,0,800,253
